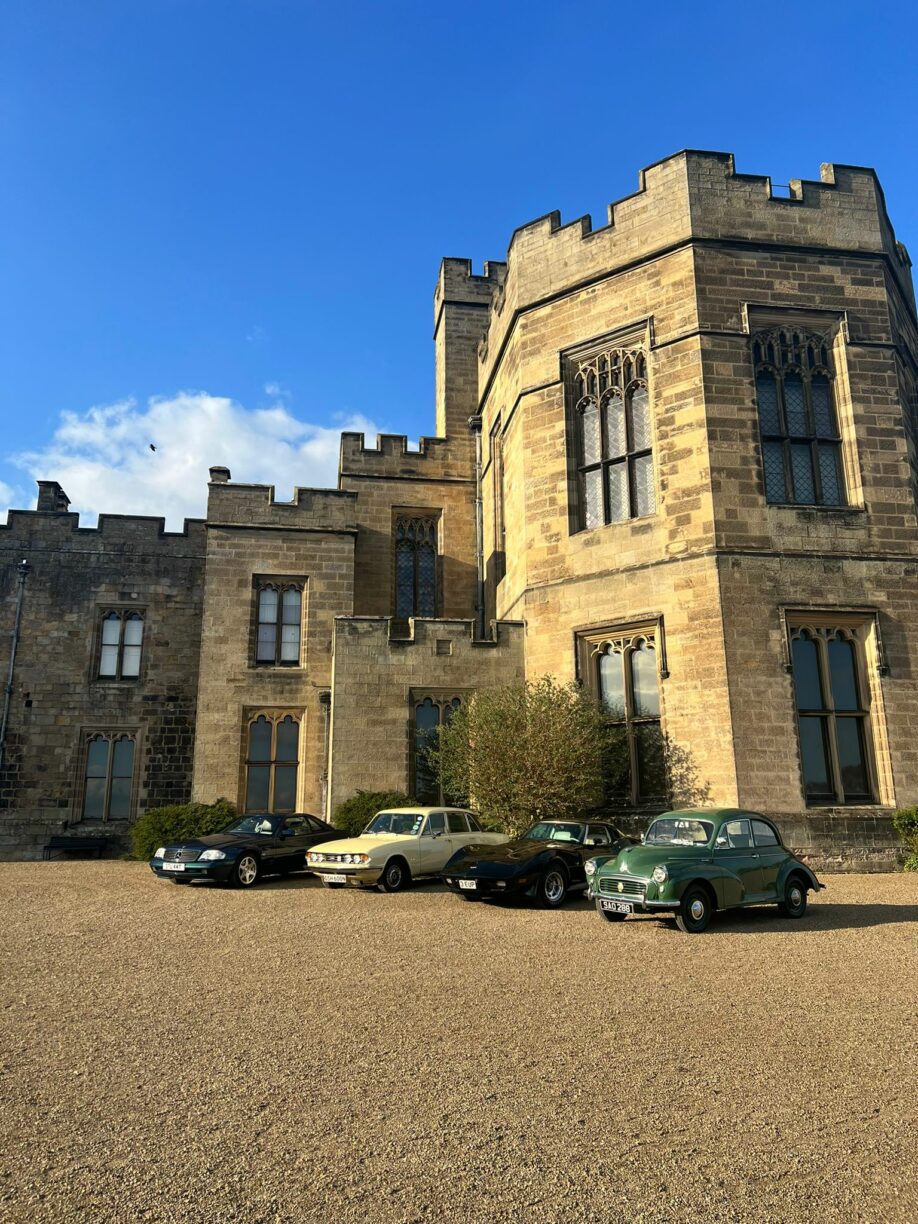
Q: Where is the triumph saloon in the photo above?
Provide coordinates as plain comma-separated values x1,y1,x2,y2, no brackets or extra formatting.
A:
149,813,340,888
442,819,629,908
588,807,824,933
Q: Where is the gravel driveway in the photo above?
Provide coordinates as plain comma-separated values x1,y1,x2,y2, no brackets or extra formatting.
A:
0,864,915,1223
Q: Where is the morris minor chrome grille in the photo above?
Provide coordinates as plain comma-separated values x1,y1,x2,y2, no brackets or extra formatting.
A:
598,876,645,898
165,848,201,863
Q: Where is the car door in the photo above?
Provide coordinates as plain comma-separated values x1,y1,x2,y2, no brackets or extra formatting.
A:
714,818,763,900
416,812,448,875
277,816,313,869
751,819,785,899
580,823,614,887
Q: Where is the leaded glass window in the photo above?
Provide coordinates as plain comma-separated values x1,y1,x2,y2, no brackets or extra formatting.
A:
244,713,300,813
82,733,135,820
753,328,845,506
395,516,438,619
570,345,655,530
789,624,873,804
413,695,462,805
98,611,144,680
594,630,664,805
255,584,302,666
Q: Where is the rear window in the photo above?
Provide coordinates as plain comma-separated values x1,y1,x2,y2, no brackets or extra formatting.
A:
752,819,780,847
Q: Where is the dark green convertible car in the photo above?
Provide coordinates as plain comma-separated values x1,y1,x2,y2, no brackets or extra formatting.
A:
586,808,823,934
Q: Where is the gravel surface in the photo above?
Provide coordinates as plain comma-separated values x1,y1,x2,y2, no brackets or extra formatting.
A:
0,864,915,1224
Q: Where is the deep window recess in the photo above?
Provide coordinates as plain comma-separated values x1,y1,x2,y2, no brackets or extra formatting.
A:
395,516,438,619
413,695,461,805
593,629,665,805
570,344,655,530
255,584,302,666
752,328,845,506
98,612,144,679
83,734,135,820
244,713,300,812
789,624,874,804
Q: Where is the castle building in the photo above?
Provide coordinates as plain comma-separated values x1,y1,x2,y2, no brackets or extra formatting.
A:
2,150,917,868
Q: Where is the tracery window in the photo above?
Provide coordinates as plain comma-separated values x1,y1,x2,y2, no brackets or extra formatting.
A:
98,611,144,679
255,583,302,666
413,695,461,805
752,328,845,506
593,629,665,805
82,733,136,820
789,623,874,804
394,516,438,620
570,344,655,530
244,713,300,813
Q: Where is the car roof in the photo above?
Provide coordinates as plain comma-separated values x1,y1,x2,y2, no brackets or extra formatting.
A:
657,808,770,824
376,806,474,815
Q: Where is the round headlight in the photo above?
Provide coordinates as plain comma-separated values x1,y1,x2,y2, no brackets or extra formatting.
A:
311,853,323,863
344,854,353,864
154,847,166,859
584,860,597,876
652,865,668,884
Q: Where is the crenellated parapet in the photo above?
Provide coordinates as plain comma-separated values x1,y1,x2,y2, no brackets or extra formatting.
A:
338,431,474,483
0,506,206,553
206,471,357,533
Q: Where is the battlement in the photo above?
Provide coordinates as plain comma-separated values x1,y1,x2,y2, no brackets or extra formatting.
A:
479,149,914,370
0,506,206,551
206,475,357,532
338,432,474,482
434,258,507,317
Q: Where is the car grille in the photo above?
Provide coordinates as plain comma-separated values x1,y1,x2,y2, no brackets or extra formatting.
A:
598,876,645,898
164,848,201,863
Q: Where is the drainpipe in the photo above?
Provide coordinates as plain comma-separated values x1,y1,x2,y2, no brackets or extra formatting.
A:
0,558,30,777
319,689,331,820
468,415,485,639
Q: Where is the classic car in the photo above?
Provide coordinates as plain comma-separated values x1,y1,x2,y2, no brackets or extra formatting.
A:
442,819,629,908
587,807,824,933
149,813,340,888
307,807,509,891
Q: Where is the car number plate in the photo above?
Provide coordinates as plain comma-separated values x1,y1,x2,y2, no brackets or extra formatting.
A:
163,862,185,872
600,898,633,914
458,879,477,891
324,873,348,883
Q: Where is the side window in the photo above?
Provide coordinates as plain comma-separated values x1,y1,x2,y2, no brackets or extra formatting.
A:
283,816,307,834
587,824,611,845
716,819,753,849
752,819,779,847
427,812,446,836
447,812,469,833
305,815,326,832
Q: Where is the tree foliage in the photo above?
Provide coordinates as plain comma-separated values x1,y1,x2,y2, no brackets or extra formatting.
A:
892,805,918,871
130,798,236,860
427,676,626,836
333,790,416,838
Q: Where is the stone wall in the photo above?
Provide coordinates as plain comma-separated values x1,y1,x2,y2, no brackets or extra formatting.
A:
0,488,205,858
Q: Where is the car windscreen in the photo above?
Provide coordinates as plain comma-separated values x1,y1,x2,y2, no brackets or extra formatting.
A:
644,817,713,847
363,811,424,836
522,822,585,843
224,815,282,836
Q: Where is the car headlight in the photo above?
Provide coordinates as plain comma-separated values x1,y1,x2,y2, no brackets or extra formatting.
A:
310,853,324,863
584,859,597,876
154,847,166,859
344,854,354,864
199,849,226,861
651,865,668,884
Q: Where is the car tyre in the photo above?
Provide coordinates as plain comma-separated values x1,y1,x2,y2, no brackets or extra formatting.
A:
537,864,568,909
232,854,260,889
777,874,808,919
379,857,411,893
597,905,627,923
675,884,714,934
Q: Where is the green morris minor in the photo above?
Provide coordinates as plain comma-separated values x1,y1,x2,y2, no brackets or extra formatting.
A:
586,808,823,934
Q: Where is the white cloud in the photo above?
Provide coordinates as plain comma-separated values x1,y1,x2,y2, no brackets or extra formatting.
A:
11,392,381,529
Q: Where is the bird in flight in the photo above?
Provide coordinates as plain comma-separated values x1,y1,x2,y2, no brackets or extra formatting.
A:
149,443,156,452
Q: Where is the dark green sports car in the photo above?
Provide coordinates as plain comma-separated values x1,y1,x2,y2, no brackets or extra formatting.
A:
587,807,824,934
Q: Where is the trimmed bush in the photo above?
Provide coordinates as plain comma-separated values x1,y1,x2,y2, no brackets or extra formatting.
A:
130,799,236,861
333,790,416,839
892,805,918,871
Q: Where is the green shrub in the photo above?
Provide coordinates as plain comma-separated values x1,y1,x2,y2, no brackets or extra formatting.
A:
892,805,918,871
333,790,416,838
130,798,236,861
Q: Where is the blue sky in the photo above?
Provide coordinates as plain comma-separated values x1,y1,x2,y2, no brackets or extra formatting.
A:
2,0,917,526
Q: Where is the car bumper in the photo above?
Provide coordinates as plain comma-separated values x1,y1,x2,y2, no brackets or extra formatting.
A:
310,865,383,887
442,872,535,899
149,859,236,883
588,882,677,912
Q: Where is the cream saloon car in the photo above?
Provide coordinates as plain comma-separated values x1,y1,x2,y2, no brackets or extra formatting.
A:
307,807,508,892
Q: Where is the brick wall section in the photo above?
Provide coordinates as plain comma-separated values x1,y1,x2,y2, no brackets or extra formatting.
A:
191,480,357,818
0,498,205,858
327,617,524,815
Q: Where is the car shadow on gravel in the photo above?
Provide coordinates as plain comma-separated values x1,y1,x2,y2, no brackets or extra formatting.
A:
707,902,918,934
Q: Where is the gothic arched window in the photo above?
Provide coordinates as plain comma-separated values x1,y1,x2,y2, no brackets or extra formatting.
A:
752,328,845,506
571,346,655,530
83,733,136,820
412,694,462,804
394,516,438,620
595,631,664,805
244,712,300,812
255,583,302,665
